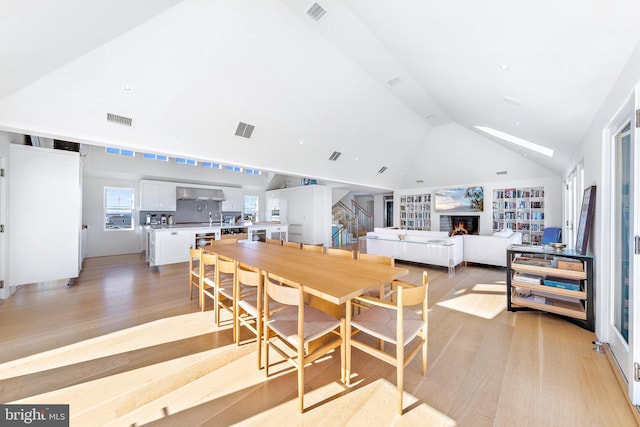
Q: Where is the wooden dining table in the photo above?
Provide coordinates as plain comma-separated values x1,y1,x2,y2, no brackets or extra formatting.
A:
203,241,408,311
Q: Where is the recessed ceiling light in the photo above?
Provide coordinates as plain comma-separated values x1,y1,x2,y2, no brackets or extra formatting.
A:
515,121,520,126
474,126,554,157
299,140,304,145
328,151,341,161
500,64,510,71
121,84,131,92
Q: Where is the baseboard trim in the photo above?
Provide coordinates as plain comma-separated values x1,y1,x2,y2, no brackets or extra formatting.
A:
603,342,640,426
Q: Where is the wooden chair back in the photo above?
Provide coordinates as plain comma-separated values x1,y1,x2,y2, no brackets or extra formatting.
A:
189,247,203,308
325,247,353,259
302,244,324,254
266,238,282,245
357,252,394,266
283,241,302,249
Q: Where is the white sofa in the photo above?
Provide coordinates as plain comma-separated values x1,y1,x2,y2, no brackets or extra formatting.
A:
365,227,522,268
365,228,464,268
462,231,522,267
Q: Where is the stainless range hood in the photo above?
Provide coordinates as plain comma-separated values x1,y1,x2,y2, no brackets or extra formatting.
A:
176,186,225,201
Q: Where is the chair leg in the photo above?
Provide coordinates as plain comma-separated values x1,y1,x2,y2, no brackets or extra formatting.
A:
397,343,404,415
298,344,305,413
257,315,262,370
345,302,352,386
422,331,428,376
340,318,346,383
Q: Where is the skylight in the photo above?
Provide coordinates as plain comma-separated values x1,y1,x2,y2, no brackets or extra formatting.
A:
474,126,554,157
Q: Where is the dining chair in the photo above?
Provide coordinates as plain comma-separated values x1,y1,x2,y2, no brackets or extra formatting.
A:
357,252,395,300
325,247,354,259
346,271,429,415
302,244,324,254
211,238,239,245
214,254,239,338
266,238,282,245
234,262,264,368
264,272,345,413
199,252,218,311
283,240,302,249
189,247,203,307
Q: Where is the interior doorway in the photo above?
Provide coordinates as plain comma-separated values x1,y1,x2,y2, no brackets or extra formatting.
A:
383,195,393,227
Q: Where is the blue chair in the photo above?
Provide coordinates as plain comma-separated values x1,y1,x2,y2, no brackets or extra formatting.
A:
542,227,562,244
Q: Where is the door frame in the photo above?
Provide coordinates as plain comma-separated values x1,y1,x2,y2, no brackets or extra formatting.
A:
600,86,640,404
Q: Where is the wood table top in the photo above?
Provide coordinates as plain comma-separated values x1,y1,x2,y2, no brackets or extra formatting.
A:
204,241,408,305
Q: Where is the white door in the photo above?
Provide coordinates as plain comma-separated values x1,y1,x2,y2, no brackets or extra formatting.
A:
605,92,640,404
0,156,5,299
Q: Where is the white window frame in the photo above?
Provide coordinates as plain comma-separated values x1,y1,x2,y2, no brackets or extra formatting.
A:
104,187,134,231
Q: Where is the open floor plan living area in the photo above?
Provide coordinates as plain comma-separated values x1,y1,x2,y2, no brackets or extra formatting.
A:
2,1,640,425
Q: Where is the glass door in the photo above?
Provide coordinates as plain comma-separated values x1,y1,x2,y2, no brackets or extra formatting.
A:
606,95,640,404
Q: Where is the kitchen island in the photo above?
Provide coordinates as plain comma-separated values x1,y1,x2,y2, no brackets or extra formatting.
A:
147,222,287,267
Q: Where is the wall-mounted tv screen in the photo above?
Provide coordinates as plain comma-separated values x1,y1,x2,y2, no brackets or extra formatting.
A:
434,187,484,212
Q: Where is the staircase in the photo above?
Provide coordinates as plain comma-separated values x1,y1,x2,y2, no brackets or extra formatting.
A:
331,200,373,246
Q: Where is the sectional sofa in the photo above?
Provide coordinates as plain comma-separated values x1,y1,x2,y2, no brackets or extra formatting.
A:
365,227,522,268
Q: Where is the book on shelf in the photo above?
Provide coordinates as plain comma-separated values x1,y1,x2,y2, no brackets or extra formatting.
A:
554,257,584,271
512,289,551,305
512,257,553,267
513,272,544,285
543,276,581,291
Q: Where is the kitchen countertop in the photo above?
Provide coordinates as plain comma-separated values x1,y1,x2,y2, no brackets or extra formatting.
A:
148,222,285,231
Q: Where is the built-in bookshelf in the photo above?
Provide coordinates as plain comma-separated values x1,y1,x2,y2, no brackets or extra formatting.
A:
507,246,594,331
493,186,545,244
399,193,431,230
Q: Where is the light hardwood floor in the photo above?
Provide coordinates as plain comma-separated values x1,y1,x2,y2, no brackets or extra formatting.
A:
0,252,637,426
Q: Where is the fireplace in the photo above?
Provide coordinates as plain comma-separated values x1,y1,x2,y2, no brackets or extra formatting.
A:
440,215,479,236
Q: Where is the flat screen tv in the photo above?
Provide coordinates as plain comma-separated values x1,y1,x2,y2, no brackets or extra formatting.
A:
434,187,484,212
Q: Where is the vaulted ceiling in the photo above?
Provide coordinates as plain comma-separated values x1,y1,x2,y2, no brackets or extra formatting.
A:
1,0,639,191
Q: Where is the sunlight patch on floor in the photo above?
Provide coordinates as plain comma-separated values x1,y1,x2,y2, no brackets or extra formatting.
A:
436,283,506,320
0,311,218,379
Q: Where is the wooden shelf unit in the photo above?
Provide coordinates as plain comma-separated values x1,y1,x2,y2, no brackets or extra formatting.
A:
493,186,545,244
399,193,431,230
506,246,594,331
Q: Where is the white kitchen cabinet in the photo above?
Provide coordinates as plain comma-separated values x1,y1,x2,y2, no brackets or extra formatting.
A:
221,188,245,211
9,145,81,286
150,229,194,266
140,180,177,211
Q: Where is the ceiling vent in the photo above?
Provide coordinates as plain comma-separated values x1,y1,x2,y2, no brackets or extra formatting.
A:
307,2,327,21
416,179,424,183
387,77,401,86
106,113,133,127
328,151,341,161
235,122,255,139
496,170,508,176
378,166,388,174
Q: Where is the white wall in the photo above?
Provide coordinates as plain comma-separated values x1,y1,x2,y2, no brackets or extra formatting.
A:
402,122,559,188
568,41,640,338
395,176,562,235
83,175,141,257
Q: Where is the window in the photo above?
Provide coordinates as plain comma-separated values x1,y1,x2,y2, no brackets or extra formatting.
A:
105,147,134,156
246,168,261,175
143,153,168,161
176,157,197,165
105,187,134,230
226,165,242,172
244,195,258,221
203,162,222,169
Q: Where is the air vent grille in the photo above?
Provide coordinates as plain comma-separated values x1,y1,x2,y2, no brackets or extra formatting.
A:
416,179,424,183
235,122,255,139
106,113,133,127
378,166,388,174
496,170,508,176
328,151,341,161
307,2,327,21
387,77,401,86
